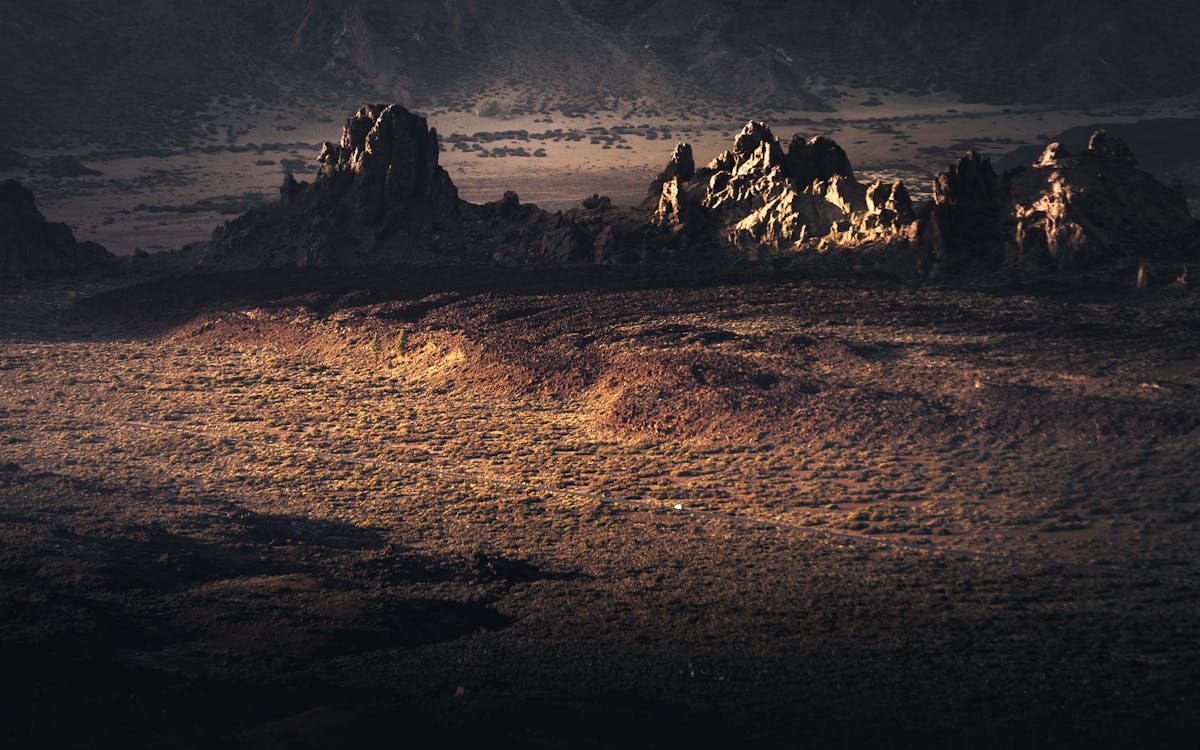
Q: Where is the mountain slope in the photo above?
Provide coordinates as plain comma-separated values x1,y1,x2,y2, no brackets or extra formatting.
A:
3,0,1200,145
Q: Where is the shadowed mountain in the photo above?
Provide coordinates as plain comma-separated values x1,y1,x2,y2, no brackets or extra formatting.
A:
6,1,1200,145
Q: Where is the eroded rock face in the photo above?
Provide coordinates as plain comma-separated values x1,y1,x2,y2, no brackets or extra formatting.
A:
0,180,110,280
652,122,916,251
1007,131,1194,268
921,151,1005,273
209,104,462,268
785,134,856,186
206,105,1195,276
204,102,686,269
649,123,1196,274
922,131,1196,272
314,103,460,226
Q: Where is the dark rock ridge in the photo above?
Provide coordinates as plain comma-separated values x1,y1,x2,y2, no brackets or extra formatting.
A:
204,104,678,269
203,104,1196,277
209,104,464,267
0,180,111,280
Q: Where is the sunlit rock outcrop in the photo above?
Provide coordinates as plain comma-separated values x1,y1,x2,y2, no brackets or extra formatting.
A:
202,104,1196,277
921,130,1197,273
1006,130,1195,269
651,122,918,253
648,121,1196,275
0,180,111,280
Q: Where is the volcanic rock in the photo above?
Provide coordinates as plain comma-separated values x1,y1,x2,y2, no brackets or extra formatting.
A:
651,122,917,252
785,134,856,186
646,123,1195,275
207,104,462,267
1007,130,1194,268
920,131,1197,273
648,143,695,197
921,151,1005,273
315,103,459,226
203,102,690,269
0,180,111,280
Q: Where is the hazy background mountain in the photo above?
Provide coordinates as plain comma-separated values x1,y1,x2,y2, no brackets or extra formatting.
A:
5,0,1200,146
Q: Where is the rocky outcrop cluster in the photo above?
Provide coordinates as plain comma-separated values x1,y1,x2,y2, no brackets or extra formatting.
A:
649,121,1195,274
0,180,110,280
202,103,1195,277
651,122,916,252
313,103,460,228
922,130,1197,273
1007,131,1194,268
205,103,677,269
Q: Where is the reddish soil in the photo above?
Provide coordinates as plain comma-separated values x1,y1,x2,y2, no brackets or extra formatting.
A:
2,264,1198,748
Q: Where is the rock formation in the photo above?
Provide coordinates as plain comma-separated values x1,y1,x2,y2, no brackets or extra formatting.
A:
0,180,111,280
202,104,1195,278
204,103,679,269
207,103,463,268
1006,131,1195,269
922,130,1197,273
920,151,1005,274
651,122,916,253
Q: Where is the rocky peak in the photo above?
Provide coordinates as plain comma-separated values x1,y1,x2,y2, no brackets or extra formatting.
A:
1009,130,1193,268
209,103,462,268
727,121,786,176
785,134,856,186
662,143,695,183
921,152,1005,273
1036,142,1072,168
934,151,1001,208
651,124,917,251
733,121,778,158
316,103,459,223
648,142,695,199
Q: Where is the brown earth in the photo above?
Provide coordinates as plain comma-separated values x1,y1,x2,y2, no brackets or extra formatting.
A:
2,264,1199,748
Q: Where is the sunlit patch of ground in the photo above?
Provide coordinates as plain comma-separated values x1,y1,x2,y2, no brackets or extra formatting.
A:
1,267,1197,747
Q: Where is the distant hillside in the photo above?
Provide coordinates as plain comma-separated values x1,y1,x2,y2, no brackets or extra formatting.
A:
4,0,1200,145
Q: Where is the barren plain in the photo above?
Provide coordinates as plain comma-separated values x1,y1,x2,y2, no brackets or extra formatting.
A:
1,263,1198,748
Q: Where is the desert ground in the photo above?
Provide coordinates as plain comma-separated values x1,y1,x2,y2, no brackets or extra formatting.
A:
1,262,1198,747
5,87,1200,257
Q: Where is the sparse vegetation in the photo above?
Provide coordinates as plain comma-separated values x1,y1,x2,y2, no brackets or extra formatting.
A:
1,267,1198,747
